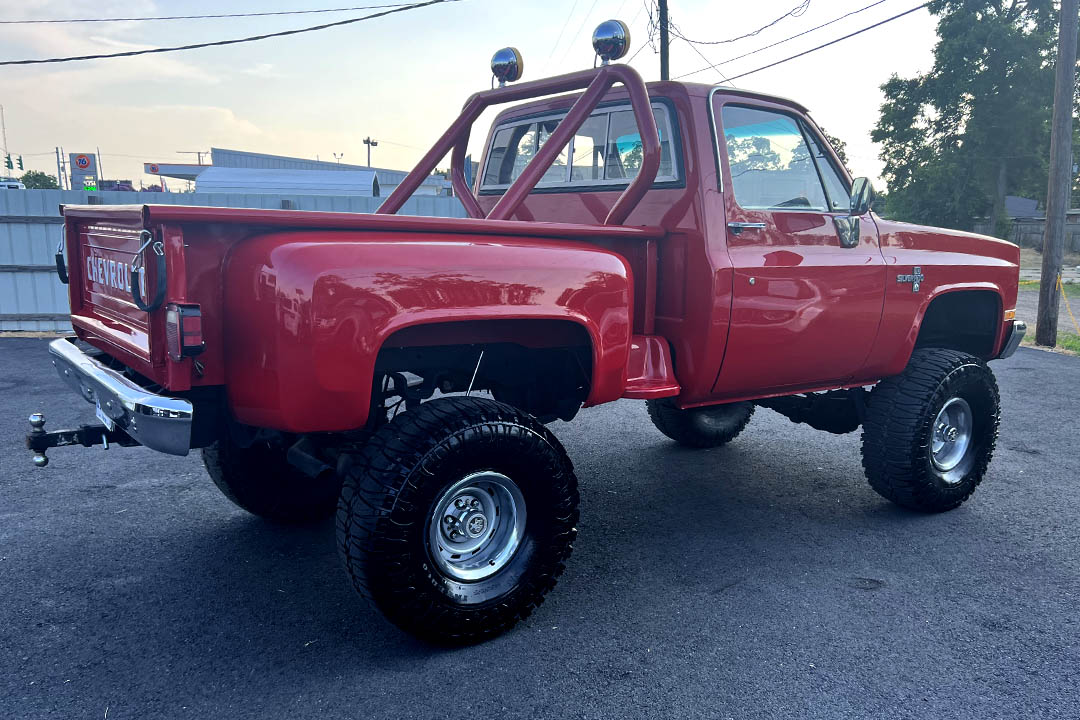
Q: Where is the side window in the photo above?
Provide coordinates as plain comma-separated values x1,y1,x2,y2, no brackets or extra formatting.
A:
803,126,850,213
721,105,828,211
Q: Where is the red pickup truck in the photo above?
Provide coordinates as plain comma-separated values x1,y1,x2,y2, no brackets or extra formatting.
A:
28,28,1024,644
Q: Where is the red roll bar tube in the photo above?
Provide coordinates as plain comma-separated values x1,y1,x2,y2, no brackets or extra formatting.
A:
376,64,661,226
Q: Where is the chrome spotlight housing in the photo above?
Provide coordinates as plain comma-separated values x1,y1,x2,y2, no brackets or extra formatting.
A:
491,47,524,87
592,20,630,64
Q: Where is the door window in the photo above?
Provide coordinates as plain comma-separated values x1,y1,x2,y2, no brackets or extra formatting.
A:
802,128,850,212
721,105,828,211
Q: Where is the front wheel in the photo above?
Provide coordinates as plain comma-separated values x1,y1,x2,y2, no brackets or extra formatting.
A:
336,396,579,644
861,348,1000,512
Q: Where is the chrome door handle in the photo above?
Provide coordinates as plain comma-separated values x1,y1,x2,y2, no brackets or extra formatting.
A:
727,222,767,235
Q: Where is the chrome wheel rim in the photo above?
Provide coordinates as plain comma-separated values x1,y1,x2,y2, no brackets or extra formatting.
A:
428,471,526,582
931,397,973,477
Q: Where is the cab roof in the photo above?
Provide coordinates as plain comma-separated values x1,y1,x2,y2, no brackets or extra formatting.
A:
491,80,809,126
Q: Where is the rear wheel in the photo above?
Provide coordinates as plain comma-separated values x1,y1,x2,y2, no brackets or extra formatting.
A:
646,398,754,448
202,437,341,524
336,396,578,645
861,348,1000,512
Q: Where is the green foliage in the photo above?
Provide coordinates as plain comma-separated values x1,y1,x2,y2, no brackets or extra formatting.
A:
872,0,1059,232
818,127,849,166
20,170,59,189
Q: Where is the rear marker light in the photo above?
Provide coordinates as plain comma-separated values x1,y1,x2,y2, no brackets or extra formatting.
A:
165,303,205,361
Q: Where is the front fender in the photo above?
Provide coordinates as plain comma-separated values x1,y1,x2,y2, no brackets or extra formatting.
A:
223,231,633,432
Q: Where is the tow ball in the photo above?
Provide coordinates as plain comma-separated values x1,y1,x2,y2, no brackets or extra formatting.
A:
26,412,138,467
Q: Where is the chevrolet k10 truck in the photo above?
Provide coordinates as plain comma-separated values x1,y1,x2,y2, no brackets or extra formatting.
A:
26,25,1025,644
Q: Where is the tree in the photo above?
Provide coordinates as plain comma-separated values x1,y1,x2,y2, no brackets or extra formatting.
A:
20,170,59,189
819,127,849,166
872,0,1059,235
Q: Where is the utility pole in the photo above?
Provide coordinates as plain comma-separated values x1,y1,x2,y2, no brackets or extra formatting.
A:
1036,0,1079,347
658,0,670,81
364,137,378,167
0,105,8,170
55,147,64,189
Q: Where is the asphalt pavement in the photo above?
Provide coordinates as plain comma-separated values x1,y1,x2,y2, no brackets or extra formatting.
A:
2,337,1078,719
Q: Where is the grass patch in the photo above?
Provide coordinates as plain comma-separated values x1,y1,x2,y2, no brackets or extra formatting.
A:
1017,280,1080,297
1022,332,1080,355
1020,247,1080,271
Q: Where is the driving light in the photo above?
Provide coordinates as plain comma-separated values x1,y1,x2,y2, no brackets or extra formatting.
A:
491,47,524,87
592,20,630,64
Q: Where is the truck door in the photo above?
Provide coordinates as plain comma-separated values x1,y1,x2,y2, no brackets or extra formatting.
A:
711,101,885,395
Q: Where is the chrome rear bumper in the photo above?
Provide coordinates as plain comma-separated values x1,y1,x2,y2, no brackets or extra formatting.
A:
997,320,1027,360
49,338,193,456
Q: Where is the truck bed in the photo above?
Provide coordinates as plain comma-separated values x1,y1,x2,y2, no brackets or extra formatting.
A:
62,204,665,392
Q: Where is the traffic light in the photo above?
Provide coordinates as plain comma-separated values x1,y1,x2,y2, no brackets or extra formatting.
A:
17,156,23,171
3,155,10,170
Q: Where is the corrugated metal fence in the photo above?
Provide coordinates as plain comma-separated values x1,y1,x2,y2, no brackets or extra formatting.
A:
0,189,466,331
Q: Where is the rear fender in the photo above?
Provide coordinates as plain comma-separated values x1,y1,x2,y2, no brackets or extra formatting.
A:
222,231,633,432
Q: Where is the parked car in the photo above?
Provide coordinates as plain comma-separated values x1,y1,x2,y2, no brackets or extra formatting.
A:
1,176,25,190
27,25,1023,644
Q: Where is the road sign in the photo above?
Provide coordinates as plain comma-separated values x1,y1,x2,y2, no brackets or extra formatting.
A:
69,152,99,190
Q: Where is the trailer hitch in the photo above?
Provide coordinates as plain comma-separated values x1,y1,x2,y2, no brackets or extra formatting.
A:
26,412,138,467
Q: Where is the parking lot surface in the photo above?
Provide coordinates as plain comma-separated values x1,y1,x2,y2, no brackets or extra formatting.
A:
2,337,1078,719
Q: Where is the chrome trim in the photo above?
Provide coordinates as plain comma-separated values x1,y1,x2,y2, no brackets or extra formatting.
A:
48,338,193,456
997,320,1026,360
707,84,809,113
706,86,725,193
727,222,766,234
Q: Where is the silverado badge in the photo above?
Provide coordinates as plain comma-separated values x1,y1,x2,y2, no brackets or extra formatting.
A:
897,266,924,292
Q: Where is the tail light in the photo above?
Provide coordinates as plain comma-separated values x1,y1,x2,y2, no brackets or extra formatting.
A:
165,303,205,361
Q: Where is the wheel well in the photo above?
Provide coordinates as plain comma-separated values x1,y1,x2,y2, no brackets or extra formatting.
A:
373,319,593,424
915,290,1001,358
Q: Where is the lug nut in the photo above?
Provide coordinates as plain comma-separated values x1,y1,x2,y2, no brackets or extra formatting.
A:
455,498,467,509
444,515,455,525
470,498,480,509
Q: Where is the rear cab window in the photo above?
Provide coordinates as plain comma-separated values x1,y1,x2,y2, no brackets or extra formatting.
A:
480,102,680,192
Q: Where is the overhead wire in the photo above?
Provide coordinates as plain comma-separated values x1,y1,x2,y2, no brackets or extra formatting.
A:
0,4,419,24
0,0,458,66
546,0,581,65
674,0,891,80
721,3,929,83
674,0,811,46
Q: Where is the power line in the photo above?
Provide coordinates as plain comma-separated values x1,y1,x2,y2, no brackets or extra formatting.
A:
721,3,928,83
673,0,811,46
0,0,457,66
0,4,418,24
546,0,581,65
674,0,890,80
557,0,601,66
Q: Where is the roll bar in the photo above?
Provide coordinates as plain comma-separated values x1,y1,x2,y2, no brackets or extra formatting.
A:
376,64,661,226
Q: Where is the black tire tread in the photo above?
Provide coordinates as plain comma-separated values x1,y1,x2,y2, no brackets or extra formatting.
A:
202,439,340,524
336,396,578,644
861,348,1000,512
646,398,755,448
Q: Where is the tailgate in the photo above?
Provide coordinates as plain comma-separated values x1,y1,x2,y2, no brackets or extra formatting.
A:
63,205,164,377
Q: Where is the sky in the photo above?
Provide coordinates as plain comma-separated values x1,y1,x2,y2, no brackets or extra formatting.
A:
0,0,939,188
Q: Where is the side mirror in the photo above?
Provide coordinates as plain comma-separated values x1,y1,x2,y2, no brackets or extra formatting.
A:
849,177,874,216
